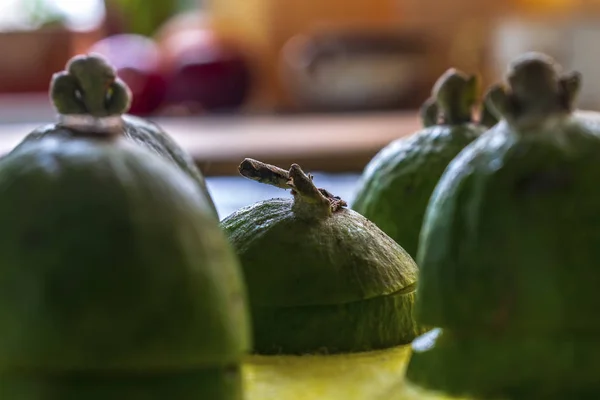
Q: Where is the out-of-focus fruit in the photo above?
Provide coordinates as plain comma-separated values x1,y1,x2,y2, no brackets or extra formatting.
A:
16,53,219,217
351,68,491,258
160,29,253,112
0,56,250,398
406,52,600,399
88,34,168,116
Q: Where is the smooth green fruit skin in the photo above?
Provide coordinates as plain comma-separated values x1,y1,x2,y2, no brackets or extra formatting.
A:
221,198,421,354
0,366,242,400
409,116,600,397
14,114,218,218
352,124,485,257
252,289,418,354
417,117,600,333
407,329,600,400
0,136,250,372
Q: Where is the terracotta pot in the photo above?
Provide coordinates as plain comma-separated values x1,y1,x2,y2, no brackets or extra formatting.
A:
0,26,103,93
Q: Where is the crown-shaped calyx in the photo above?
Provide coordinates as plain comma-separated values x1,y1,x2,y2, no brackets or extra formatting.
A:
50,53,132,118
484,52,581,128
420,68,480,128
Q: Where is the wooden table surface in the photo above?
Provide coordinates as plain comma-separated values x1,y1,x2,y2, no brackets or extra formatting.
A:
3,93,600,176
0,109,422,176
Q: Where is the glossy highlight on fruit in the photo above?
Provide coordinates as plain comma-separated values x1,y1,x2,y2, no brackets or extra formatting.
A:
406,52,600,399
221,158,422,355
351,68,492,257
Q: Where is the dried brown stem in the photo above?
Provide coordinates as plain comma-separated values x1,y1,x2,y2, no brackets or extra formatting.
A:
288,164,330,207
237,158,347,218
238,158,290,190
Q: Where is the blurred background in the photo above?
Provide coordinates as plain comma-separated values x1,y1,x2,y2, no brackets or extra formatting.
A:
0,0,596,217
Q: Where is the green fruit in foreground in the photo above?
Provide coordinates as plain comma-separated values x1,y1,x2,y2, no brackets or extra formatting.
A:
407,52,600,398
408,328,600,399
0,367,242,400
18,114,218,217
351,68,493,257
13,53,218,218
221,159,421,355
0,135,249,398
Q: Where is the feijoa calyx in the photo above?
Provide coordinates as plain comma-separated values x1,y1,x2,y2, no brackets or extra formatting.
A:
406,52,600,399
13,53,219,218
0,64,250,399
221,158,421,355
351,68,494,257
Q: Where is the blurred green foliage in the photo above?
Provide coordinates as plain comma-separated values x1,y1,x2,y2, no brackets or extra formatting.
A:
23,0,67,29
105,0,196,37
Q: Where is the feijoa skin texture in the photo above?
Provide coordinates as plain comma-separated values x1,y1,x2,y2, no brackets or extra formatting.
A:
416,118,600,334
406,52,600,399
352,68,489,257
407,328,600,399
251,282,417,354
351,123,486,257
223,199,416,307
222,161,421,355
0,136,250,372
16,115,218,217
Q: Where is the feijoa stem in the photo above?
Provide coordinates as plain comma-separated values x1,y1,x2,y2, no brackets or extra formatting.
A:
287,164,333,218
237,158,347,219
420,68,479,127
487,52,581,127
238,158,291,189
50,54,132,118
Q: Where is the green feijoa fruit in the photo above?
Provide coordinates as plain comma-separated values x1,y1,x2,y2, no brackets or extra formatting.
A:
13,53,218,217
352,68,491,257
222,159,423,355
407,52,600,399
0,131,249,399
